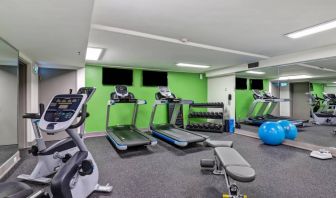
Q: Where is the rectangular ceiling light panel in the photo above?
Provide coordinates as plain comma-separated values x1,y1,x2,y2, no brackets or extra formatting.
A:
286,19,336,39
86,47,103,60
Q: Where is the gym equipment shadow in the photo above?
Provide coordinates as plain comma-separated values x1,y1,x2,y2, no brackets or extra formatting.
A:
155,138,209,156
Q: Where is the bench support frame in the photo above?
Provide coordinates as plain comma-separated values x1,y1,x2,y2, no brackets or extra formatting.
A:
211,156,246,198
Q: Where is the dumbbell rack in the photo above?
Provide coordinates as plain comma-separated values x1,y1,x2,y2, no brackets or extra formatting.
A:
186,102,225,133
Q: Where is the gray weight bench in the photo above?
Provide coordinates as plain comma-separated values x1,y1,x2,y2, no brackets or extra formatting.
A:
201,147,255,198
204,139,233,148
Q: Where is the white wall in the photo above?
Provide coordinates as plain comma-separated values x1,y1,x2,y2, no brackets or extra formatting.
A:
38,68,77,141
20,52,39,144
279,85,291,117
0,66,18,145
208,74,235,121
324,85,336,93
76,68,85,88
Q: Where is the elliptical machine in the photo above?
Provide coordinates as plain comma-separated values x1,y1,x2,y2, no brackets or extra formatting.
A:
18,87,96,184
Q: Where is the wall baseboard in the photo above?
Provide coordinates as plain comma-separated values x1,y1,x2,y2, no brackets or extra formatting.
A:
0,151,20,180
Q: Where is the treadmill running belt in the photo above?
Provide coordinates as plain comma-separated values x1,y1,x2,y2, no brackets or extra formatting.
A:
155,126,205,143
107,127,150,146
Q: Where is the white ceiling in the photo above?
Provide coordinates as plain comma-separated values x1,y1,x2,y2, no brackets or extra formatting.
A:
0,0,94,68
1,0,336,71
89,0,336,72
0,39,18,66
304,57,336,70
237,63,336,81
87,29,261,72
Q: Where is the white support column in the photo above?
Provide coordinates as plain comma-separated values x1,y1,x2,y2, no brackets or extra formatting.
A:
76,67,85,89
208,74,236,120
20,52,39,144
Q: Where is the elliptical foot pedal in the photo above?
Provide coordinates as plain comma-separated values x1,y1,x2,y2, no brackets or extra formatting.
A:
95,183,113,192
17,174,51,184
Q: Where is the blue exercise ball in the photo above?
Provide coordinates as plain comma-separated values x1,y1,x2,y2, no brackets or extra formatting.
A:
258,122,285,145
277,120,298,140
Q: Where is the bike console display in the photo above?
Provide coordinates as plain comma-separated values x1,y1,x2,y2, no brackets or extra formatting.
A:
39,94,87,134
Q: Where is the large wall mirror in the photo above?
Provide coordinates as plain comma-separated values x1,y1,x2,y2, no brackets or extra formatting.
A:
0,37,19,176
236,56,336,150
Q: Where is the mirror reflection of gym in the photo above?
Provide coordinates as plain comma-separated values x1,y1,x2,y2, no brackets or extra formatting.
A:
236,57,336,149
0,38,19,170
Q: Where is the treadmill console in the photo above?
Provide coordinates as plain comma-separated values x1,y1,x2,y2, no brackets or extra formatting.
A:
110,85,136,103
156,86,179,102
39,94,87,134
252,90,264,100
263,91,278,99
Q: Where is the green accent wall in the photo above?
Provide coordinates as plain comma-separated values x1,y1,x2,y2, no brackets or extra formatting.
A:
85,65,207,132
311,83,324,98
235,79,269,121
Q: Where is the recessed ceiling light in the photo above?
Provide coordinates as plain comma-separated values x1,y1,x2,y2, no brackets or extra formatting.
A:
279,75,312,80
285,19,336,39
246,71,265,75
86,47,103,61
176,63,210,68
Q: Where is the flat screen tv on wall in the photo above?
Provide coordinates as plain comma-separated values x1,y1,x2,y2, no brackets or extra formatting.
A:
102,67,133,85
250,79,263,90
142,70,168,86
235,77,247,90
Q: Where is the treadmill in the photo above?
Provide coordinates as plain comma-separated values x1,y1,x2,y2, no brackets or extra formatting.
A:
106,85,157,150
322,92,336,114
245,89,306,127
149,87,207,147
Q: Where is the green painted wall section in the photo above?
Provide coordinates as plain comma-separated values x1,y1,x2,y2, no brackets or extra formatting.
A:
85,65,207,132
311,83,324,98
235,79,269,121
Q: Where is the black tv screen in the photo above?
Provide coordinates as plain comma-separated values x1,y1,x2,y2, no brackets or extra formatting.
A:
236,78,247,90
102,67,133,85
142,70,168,86
250,79,263,90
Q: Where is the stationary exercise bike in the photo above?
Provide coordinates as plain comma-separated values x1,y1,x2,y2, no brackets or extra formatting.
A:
39,92,112,197
0,89,112,198
18,87,96,184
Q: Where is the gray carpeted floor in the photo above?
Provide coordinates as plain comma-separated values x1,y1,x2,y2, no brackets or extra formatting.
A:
0,144,18,165
2,133,336,198
241,124,336,147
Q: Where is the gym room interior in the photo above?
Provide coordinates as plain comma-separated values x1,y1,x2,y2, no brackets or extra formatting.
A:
1,1,336,198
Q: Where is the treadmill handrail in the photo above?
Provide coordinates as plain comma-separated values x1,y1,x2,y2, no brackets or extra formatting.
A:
106,99,146,130
154,99,193,105
254,98,290,103
108,99,146,105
